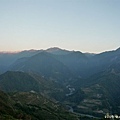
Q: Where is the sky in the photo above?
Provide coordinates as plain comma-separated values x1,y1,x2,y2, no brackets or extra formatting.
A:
0,0,120,53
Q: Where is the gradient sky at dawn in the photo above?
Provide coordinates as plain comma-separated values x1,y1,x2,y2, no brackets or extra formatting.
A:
0,0,120,53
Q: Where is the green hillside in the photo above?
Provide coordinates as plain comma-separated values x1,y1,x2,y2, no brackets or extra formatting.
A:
0,71,70,102
0,71,40,92
0,90,80,120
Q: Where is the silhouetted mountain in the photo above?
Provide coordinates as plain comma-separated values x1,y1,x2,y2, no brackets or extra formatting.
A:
0,50,42,74
80,47,120,77
54,51,89,77
91,47,120,76
48,47,120,78
10,52,73,83
46,47,72,55
0,50,41,66
1,47,120,78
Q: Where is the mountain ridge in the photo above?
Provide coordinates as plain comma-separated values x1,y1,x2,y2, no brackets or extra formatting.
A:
0,46,120,118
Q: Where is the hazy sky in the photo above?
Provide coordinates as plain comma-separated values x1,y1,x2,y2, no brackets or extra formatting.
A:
0,0,120,53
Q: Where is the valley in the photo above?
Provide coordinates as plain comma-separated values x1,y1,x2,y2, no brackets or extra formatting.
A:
0,47,120,119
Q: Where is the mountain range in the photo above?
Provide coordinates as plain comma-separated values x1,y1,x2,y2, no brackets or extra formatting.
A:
1,47,120,78
0,47,120,119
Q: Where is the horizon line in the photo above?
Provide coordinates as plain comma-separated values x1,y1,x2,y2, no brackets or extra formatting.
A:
0,46,119,54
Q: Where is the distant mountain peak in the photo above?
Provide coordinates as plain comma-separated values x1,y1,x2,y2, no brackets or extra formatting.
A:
46,47,64,51
46,47,71,55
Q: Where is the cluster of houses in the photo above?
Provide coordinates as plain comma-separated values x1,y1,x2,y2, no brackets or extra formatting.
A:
105,113,120,119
